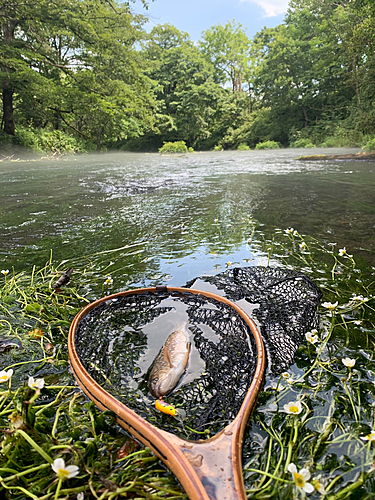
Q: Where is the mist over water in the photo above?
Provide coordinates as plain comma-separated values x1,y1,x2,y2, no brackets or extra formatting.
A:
1,148,374,283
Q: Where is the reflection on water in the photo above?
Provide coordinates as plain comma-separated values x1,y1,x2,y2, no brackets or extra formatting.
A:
0,148,374,282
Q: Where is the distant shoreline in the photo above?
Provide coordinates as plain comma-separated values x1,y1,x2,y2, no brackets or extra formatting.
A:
296,152,375,161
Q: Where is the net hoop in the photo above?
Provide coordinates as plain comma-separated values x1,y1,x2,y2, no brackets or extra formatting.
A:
68,286,266,500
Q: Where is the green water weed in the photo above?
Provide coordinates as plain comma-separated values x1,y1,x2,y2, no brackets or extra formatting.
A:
241,227,375,498
1,226,375,498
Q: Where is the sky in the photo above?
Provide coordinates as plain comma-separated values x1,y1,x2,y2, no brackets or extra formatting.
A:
134,0,288,41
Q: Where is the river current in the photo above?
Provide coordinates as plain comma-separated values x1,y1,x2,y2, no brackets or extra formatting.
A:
0,147,374,284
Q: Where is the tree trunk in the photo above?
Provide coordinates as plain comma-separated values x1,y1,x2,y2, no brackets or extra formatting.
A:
2,18,17,135
2,82,15,135
302,106,308,128
237,70,242,93
96,125,105,151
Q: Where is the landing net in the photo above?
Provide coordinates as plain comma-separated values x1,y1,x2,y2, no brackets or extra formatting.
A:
198,266,323,374
74,267,321,438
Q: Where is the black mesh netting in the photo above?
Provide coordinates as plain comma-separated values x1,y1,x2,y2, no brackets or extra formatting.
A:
74,266,321,439
198,266,322,375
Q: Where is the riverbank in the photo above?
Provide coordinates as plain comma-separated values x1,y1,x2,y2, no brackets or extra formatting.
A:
296,151,375,161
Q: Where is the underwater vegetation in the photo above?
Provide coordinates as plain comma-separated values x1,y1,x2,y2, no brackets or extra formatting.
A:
0,224,374,499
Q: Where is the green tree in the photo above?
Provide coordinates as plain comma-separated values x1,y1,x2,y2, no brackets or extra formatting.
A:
200,20,252,92
249,0,375,144
0,0,156,149
132,23,228,149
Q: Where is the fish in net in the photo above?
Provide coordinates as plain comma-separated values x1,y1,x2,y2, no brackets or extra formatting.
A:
74,289,258,438
73,267,321,439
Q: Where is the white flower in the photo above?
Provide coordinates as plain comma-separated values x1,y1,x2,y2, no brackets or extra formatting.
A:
1,269,9,275
353,320,361,325
0,369,13,383
52,458,80,480
288,463,314,493
305,332,319,344
311,476,326,495
281,372,290,379
214,218,219,222
8,413,24,429
283,401,303,415
293,230,298,236
321,301,338,310
285,228,294,234
226,261,232,266
361,430,375,441
299,242,307,251
270,384,285,392
77,493,84,500
104,276,113,286
342,357,356,368
28,376,45,390
351,294,369,302
338,247,353,258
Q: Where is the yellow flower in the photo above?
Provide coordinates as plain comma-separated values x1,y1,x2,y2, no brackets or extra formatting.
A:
29,327,43,337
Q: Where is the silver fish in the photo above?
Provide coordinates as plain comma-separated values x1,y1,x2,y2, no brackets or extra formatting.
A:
148,323,191,398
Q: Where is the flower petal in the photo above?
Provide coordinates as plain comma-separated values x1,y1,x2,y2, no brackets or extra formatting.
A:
287,463,297,473
66,465,80,478
300,468,311,481
52,458,65,473
303,482,314,493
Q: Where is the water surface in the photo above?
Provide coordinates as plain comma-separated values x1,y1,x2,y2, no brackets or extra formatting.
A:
1,148,374,282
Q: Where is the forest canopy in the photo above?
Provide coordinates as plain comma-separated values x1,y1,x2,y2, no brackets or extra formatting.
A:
1,0,374,152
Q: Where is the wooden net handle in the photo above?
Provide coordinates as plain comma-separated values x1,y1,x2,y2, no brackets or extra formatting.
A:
68,287,266,500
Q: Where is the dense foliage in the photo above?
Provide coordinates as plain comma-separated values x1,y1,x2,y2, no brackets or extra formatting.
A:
1,0,375,152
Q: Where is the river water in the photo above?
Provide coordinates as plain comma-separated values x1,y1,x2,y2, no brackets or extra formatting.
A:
1,147,374,284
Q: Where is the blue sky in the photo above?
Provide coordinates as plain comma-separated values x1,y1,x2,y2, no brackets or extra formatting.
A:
135,0,288,41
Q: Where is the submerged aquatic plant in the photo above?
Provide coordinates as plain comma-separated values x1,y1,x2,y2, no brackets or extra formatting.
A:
0,259,185,499
0,225,374,499
242,225,375,498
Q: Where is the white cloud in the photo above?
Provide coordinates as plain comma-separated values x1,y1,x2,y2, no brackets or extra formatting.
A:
240,0,289,17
